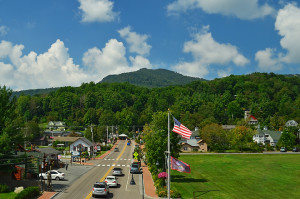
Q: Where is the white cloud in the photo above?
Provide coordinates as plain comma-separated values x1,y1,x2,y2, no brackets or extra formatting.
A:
275,3,300,63
82,39,152,81
167,0,275,20
78,0,119,23
255,48,282,71
172,26,249,78
217,67,232,78
118,26,151,56
0,26,9,36
0,39,88,90
255,3,300,71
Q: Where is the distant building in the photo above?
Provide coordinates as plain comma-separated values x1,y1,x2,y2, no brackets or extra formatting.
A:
179,128,207,152
285,120,298,127
48,121,66,131
253,128,282,146
245,111,258,125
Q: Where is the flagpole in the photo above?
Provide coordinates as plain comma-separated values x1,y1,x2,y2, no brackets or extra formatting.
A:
167,110,170,199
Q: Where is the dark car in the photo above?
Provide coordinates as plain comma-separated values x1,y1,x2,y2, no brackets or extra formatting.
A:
114,147,119,152
292,147,299,152
130,162,141,174
92,182,109,198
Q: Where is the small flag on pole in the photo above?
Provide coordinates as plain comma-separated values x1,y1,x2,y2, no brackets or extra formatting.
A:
172,117,192,140
170,156,191,173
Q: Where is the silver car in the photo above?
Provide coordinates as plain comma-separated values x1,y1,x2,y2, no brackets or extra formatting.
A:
112,168,123,176
92,182,109,198
105,176,118,187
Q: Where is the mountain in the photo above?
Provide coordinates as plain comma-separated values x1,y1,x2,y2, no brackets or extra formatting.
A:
100,68,204,87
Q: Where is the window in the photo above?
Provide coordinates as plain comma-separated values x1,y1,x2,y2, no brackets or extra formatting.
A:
184,147,187,151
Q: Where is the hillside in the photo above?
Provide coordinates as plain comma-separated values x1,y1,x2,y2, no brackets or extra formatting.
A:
100,68,204,87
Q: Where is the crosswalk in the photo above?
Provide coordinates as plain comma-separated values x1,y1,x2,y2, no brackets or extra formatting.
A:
103,158,131,161
97,158,132,167
97,164,130,167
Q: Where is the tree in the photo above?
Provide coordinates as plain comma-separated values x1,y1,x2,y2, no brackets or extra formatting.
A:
0,86,23,154
143,111,180,173
200,123,228,152
230,126,254,151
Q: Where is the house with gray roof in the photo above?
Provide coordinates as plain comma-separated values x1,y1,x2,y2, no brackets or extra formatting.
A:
179,128,207,152
253,128,282,146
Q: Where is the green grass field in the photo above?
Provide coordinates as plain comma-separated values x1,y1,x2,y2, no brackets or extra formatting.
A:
170,154,300,199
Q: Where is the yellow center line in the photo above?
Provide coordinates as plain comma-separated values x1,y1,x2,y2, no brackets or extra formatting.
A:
85,142,127,199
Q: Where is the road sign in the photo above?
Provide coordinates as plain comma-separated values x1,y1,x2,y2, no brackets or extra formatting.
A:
133,152,139,159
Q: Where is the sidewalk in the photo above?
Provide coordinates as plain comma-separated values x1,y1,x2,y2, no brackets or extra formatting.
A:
38,140,158,199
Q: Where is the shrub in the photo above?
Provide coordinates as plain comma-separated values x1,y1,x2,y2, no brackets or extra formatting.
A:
15,186,40,199
0,184,10,193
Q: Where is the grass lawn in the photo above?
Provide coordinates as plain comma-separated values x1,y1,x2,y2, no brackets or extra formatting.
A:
170,154,300,199
0,192,17,199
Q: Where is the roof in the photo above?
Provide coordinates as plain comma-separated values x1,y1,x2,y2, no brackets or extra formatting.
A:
35,147,61,155
52,137,81,142
119,134,128,137
249,115,258,121
257,129,282,141
222,125,236,130
181,139,199,147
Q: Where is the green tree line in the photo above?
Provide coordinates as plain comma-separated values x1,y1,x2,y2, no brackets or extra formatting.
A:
1,72,300,150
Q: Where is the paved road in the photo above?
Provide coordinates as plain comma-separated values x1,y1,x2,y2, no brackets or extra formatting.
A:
52,140,143,199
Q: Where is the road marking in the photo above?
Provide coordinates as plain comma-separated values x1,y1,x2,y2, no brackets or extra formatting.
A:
122,165,125,167
85,143,128,199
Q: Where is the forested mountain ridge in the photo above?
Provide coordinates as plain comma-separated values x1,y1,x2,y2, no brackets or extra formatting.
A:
11,72,300,138
100,68,204,87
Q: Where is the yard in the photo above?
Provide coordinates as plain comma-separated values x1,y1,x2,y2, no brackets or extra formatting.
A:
170,154,300,199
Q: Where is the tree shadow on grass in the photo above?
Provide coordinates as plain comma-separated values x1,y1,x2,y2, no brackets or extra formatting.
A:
171,174,208,183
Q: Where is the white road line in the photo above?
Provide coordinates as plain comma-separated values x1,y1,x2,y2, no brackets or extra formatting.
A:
107,164,110,166
102,165,105,166
117,164,120,166
122,165,125,167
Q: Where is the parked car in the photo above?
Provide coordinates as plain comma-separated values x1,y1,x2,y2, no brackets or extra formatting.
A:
130,162,141,174
112,168,123,176
105,176,118,187
280,147,287,152
114,147,119,152
292,147,299,152
127,141,131,146
92,182,109,198
39,170,65,181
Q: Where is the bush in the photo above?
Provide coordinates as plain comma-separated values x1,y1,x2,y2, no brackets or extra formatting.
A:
0,184,11,193
15,186,40,199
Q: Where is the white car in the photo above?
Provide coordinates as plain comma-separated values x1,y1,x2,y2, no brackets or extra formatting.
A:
105,176,118,187
39,170,65,181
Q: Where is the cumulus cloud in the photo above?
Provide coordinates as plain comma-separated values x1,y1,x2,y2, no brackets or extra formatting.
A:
255,3,300,71
118,26,151,56
167,0,275,20
275,3,300,63
0,39,88,90
255,48,282,71
0,26,9,36
172,26,249,78
78,0,119,23
82,39,152,81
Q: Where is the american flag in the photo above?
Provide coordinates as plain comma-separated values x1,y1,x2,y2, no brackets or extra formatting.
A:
172,117,192,140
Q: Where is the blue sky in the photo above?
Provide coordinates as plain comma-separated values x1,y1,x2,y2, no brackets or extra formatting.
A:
0,0,299,90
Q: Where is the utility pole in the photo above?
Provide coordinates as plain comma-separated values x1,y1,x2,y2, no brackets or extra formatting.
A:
106,126,108,146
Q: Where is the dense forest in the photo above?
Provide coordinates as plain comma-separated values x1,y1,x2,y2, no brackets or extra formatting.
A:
1,72,300,156
13,72,300,135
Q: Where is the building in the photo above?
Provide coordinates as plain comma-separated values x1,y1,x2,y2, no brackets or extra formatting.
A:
48,121,66,131
253,128,282,146
69,137,94,158
179,128,207,152
244,111,258,125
